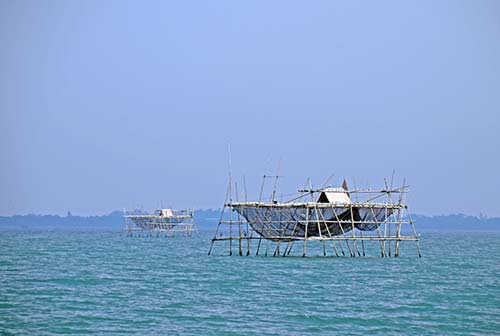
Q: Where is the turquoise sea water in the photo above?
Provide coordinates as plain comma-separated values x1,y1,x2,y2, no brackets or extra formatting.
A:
1,231,499,335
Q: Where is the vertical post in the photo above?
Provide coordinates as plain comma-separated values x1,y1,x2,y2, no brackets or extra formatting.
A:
229,203,233,256
350,204,359,257
265,208,271,257
395,205,401,257
243,176,251,256
228,146,233,256
124,217,129,236
395,182,405,257
370,204,386,257
388,213,392,257
303,204,309,257
255,212,263,256
190,209,195,238
235,182,243,256
383,205,388,256
255,175,266,256
273,206,283,256
310,182,326,256
360,230,365,256
352,180,364,256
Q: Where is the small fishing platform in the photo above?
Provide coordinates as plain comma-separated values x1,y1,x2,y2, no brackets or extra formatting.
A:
209,176,421,257
125,208,196,237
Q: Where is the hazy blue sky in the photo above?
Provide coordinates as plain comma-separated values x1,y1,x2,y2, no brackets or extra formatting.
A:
1,1,499,216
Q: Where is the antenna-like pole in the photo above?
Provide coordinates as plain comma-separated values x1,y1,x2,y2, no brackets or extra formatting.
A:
243,175,248,202
271,158,281,203
227,144,233,255
228,144,233,202
322,173,335,188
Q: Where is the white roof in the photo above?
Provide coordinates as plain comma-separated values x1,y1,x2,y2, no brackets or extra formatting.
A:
158,208,174,217
317,188,352,204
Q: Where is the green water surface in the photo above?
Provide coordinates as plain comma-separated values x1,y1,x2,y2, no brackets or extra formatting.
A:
1,231,499,335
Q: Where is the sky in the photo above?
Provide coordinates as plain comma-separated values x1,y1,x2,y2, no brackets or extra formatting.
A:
1,0,499,216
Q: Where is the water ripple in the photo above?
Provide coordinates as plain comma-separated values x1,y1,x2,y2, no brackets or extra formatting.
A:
1,231,499,335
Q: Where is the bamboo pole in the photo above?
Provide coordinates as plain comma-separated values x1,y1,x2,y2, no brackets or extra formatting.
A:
309,182,327,256
332,207,353,257
406,208,421,257
243,176,251,256
255,175,266,256
235,182,243,256
208,183,230,255
350,204,360,257
369,204,386,257
303,205,309,257
315,200,340,257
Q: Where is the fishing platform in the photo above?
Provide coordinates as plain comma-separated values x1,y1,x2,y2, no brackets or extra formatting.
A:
209,176,421,257
125,208,196,237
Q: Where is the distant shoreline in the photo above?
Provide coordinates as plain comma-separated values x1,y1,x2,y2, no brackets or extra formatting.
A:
1,210,499,232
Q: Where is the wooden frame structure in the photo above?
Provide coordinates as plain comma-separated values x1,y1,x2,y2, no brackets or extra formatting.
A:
125,208,196,237
208,176,421,257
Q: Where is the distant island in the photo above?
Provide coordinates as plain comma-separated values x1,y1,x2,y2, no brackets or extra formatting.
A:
0,210,499,232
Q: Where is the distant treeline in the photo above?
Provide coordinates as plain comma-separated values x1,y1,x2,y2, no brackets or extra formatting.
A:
410,214,500,232
0,209,220,231
0,210,499,232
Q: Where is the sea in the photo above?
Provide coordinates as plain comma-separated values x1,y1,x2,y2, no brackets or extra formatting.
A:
1,230,499,335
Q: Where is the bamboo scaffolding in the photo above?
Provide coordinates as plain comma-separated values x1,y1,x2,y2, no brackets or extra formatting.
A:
209,176,421,258
125,208,196,238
